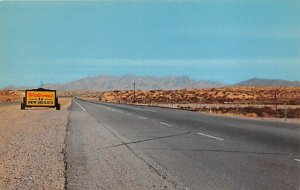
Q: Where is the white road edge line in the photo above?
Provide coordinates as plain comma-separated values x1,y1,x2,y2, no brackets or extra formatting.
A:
160,122,173,127
138,116,147,120
131,107,157,112
197,132,224,141
73,100,86,112
294,159,300,162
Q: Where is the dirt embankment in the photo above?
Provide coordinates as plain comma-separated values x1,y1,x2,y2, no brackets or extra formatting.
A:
0,98,71,190
78,87,300,118
0,90,23,103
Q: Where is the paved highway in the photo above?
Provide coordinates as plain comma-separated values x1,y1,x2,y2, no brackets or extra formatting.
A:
66,98,300,190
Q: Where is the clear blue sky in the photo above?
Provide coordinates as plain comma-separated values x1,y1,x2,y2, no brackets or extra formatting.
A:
1,1,299,87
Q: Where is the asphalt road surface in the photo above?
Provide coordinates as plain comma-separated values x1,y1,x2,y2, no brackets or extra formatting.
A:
66,98,300,190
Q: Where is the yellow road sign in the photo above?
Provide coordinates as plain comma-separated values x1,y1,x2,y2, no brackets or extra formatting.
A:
26,90,56,107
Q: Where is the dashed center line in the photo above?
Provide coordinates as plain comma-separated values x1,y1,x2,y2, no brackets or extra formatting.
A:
197,132,224,141
126,113,132,116
159,122,173,127
294,159,300,162
138,116,147,120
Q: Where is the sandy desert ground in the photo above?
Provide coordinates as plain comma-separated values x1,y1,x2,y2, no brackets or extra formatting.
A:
95,86,300,105
0,90,23,103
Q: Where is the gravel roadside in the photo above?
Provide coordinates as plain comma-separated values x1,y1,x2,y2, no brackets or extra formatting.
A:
0,98,71,190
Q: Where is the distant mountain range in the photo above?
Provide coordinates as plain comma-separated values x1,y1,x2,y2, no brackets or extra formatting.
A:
3,76,300,91
44,75,224,91
234,78,300,87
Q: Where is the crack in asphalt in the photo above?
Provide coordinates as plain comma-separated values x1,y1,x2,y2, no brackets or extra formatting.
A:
131,147,289,156
85,109,185,189
98,131,192,150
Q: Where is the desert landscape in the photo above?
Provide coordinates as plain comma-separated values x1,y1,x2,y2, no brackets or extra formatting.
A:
2,1,300,189
2,86,300,119
77,86,300,119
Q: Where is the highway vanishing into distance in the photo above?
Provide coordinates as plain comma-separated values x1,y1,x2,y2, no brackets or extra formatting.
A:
66,98,300,190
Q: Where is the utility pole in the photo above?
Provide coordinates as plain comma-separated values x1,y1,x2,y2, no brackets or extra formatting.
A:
284,102,287,122
274,91,277,111
133,82,136,103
